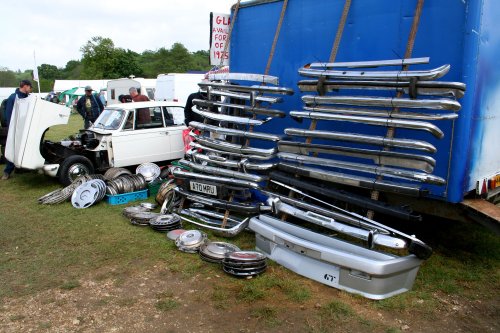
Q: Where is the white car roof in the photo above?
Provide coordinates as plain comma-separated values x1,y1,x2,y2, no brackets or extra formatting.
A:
106,101,185,110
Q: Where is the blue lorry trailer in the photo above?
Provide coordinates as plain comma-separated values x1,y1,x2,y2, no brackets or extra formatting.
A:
226,0,500,224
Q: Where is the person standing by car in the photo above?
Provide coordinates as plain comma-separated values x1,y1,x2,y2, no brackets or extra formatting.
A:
76,86,104,129
1,80,33,180
129,87,150,124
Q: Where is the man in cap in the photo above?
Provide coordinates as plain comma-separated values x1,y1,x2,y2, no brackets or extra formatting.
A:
76,85,104,129
129,87,150,124
1,80,33,180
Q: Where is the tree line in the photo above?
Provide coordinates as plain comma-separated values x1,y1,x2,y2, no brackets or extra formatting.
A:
0,36,212,92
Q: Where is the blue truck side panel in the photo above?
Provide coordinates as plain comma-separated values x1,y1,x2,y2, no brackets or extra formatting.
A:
229,0,499,203
463,0,500,199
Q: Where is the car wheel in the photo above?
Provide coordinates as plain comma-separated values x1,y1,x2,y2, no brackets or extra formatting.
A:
58,155,94,186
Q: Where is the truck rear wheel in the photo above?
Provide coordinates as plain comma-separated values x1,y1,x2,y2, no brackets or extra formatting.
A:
58,155,94,186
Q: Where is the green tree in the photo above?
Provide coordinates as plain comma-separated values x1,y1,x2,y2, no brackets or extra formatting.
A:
80,36,144,79
61,60,83,79
38,64,60,80
138,43,211,77
191,50,211,71
0,69,18,87
80,36,115,78
168,43,194,72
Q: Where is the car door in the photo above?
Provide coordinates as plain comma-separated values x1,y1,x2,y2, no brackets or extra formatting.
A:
163,105,187,160
111,106,172,167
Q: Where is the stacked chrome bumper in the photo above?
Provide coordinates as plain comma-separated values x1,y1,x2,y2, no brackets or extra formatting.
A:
174,73,294,237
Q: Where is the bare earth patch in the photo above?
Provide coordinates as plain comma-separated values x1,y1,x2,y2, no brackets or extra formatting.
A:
0,263,498,333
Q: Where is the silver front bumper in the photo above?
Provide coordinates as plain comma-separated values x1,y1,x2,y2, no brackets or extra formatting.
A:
42,163,60,177
249,215,423,300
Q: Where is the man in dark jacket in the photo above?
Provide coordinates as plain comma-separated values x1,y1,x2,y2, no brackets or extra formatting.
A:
1,80,32,180
76,85,104,129
184,91,206,126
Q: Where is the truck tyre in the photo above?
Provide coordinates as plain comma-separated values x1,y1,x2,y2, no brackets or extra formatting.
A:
58,155,94,186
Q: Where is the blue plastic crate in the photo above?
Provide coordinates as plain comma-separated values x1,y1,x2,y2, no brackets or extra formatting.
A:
105,189,148,205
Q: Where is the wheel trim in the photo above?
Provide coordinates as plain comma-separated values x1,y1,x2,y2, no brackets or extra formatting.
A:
68,163,91,181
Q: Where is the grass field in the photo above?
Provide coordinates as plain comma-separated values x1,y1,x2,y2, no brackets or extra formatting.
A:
0,116,499,332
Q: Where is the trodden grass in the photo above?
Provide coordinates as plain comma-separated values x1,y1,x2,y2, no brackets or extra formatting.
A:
0,113,499,331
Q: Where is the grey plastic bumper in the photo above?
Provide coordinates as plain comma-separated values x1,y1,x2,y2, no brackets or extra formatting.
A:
249,215,423,300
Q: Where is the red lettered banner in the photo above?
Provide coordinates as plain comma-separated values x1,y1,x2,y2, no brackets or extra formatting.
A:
210,12,230,66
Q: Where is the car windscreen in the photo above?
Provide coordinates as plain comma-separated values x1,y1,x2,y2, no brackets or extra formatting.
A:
92,108,126,130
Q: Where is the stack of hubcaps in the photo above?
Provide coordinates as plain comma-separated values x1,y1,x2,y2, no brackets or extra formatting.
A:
166,229,188,241
128,211,161,226
149,214,182,232
199,241,240,263
222,251,267,277
71,179,107,209
175,230,207,253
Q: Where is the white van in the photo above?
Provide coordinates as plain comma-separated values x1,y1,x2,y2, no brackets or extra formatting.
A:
107,78,156,105
155,73,204,105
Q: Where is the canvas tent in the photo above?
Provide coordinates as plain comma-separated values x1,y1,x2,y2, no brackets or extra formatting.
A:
58,87,97,107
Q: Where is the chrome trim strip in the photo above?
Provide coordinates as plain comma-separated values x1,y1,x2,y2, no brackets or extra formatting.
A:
278,163,423,197
192,108,272,125
178,159,266,182
302,106,458,121
179,209,249,238
284,128,437,153
302,95,461,111
186,150,277,170
189,142,275,160
208,72,279,85
192,133,277,156
299,64,450,81
278,141,435,173
268,198,407,249
194,99,286,118
262,191,391,233
298,80,466,98
189,121,281,141
260,192,432,259
277,153,445,185
199,89,283,104
308,57,430,68
290,111,445,139
198,82,294,95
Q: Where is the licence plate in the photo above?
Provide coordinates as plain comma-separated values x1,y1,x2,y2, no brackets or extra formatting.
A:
189,181,218,196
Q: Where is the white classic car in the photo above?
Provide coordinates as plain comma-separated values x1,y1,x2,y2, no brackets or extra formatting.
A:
6,96,187,185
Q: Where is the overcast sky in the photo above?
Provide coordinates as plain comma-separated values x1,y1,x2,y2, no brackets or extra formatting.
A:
0,0,235,72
